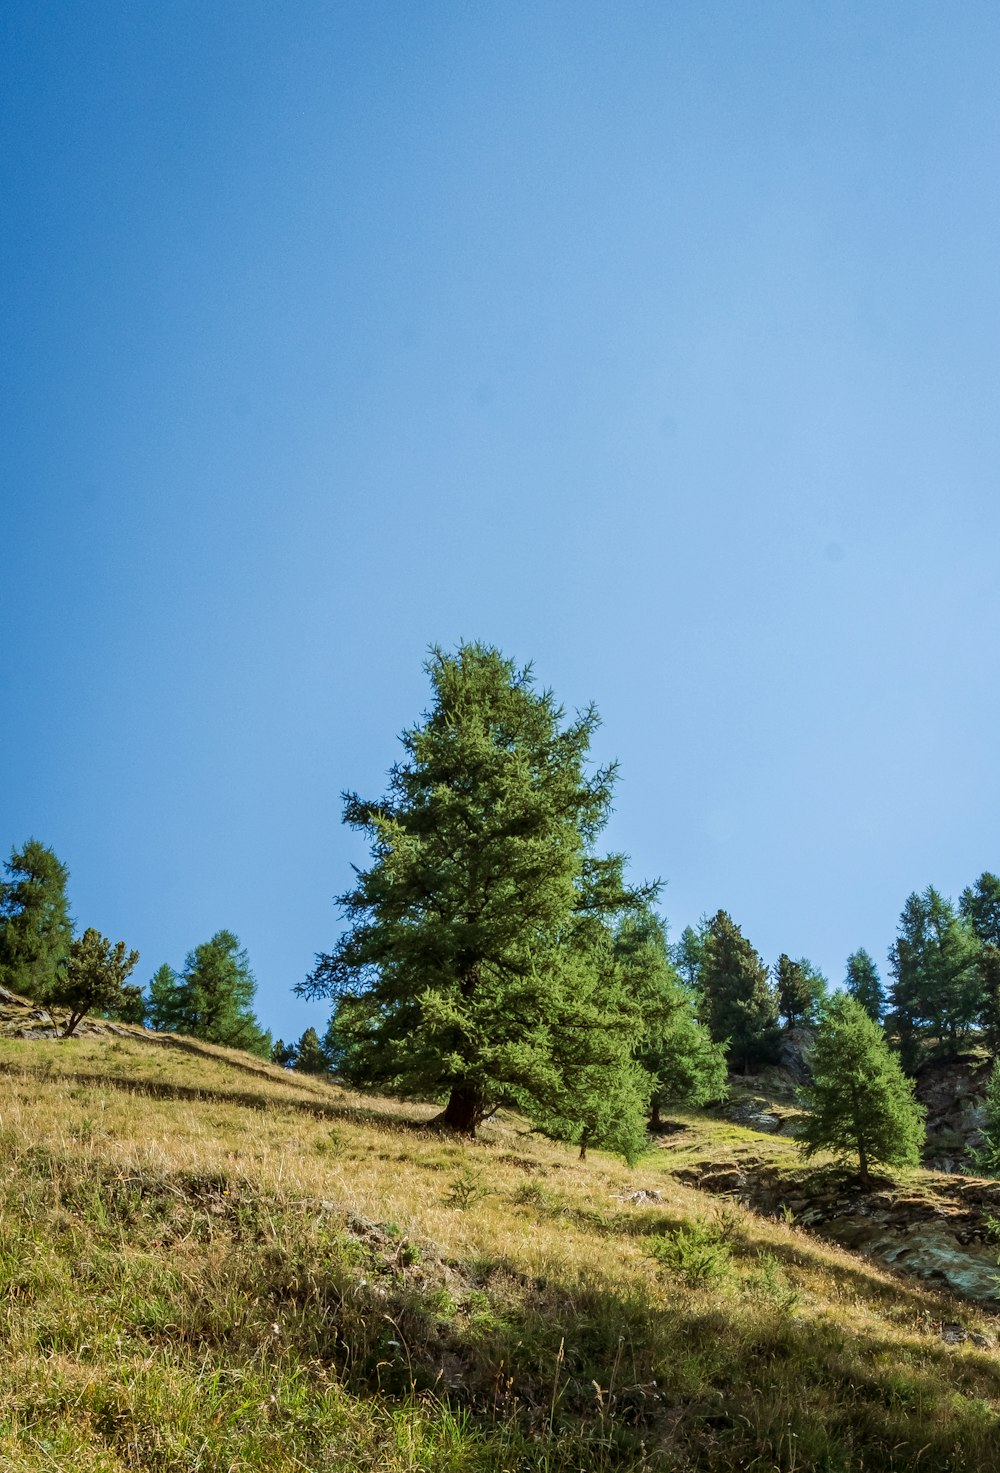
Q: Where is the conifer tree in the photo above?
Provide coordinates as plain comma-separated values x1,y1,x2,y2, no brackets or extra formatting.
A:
179,931,271,1056
888,887,982,1064
958,874,1000,1048
622,910,728,1126
50,928,139,1037
272,1038,297,1068
974,1058,1000,1178
542,906,718,1160
644,1006,728,1127
146,963,186,1033
671,921,707,992
0,840,74,1001
293,1026,329,1074
699,911,781,1072
144,937,270,1055
110,985,146,1025
959,872,1000,946
845,948,884,1024
978,946,1000,1054
300,643,657,1137
774,954,826,1029
799,994,925,1187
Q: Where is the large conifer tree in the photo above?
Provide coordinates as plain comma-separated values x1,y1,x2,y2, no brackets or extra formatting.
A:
300,644,656,1137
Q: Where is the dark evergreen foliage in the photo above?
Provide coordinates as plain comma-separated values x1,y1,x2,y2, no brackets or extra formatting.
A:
146,963,186,1033
293,1026,329,1074
110,985,146,1025
671,921,707,992
0,840,74,1001
845,948,885,1024
888,887,981,1065
974,1058,1000,1178
299,643,658,1139
698,911,781,1071
271,1038,297,1068
143,936,270,1056
959,872,1000,947
799,994,925,1187
50,927,140,1037
774,954,826,1029
629,912,727,1127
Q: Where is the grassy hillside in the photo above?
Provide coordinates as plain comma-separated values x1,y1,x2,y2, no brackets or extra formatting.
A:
0,1027,999,1471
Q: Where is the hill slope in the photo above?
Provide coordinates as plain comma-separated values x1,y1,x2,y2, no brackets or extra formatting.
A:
0,1017,999,1471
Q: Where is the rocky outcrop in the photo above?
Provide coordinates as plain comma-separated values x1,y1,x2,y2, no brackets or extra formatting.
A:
672,1156,1000,1305
915,1057,992,1172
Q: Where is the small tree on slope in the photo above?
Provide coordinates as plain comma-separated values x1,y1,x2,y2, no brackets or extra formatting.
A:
799,994,925,1189
51,928,140,1037
293,1027,329,1074
179,931,271,1057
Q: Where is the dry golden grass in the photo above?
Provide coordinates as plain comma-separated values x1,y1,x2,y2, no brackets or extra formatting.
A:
0,1029,998,1471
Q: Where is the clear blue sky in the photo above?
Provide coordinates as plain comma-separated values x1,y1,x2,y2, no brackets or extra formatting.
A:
4,3,1000,1037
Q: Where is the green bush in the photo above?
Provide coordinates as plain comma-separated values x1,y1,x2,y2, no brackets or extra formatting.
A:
646,1219,732,1287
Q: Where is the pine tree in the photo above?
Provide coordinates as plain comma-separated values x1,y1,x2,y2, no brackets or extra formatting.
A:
799,994,925,1188
146,963,186,1033
671,921,707,992
959,872,1000,946
538,907,683,1162
845,948,884,1024
628,911,727,1126
299,643,657,1137
978,946,1000,1053
888,887,982,1064
698,911,781,1072
110,985,146,1025
179,931,271,1056
0,840,74,1001
293,1026,329,1074
774,954,826,1029
644,1007,728,1126
50,928,139,1037
958,874,1000,1049
974,1058,1000,1178
271,1038,297,1068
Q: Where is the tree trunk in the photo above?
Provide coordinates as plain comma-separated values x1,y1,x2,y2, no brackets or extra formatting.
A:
858,1140,871,1190
649,1097,662,1132
578,1127,589,1161
441,1085,483,1136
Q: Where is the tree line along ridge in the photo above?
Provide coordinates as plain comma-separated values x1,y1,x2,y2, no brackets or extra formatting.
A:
3,642,1000,1182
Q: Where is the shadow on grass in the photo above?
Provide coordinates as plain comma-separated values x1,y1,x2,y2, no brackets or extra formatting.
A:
0,1057,433,1134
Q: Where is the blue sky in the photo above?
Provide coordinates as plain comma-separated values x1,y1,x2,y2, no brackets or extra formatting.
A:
3,3,1000,1036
